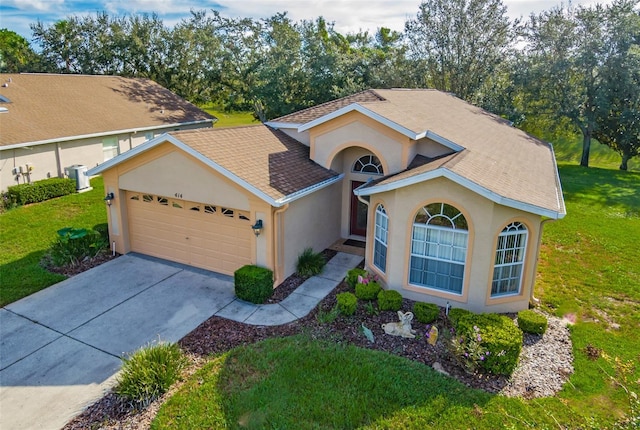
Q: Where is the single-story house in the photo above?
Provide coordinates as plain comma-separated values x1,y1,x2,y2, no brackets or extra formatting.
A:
0,73,215,191
88,89,565,313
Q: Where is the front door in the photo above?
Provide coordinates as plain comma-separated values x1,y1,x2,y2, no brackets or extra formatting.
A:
350,181,367,237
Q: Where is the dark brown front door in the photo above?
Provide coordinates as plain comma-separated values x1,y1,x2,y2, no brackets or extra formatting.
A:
350,181,367,236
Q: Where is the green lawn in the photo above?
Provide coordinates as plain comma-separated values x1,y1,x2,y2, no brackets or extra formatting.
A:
153,163,640,429
200,105,260,127
0,177,107,306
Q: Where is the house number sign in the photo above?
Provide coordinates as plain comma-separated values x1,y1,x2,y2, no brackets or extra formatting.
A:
174,193,183,198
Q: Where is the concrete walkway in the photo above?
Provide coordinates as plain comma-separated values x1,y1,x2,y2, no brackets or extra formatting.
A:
0,252,362,430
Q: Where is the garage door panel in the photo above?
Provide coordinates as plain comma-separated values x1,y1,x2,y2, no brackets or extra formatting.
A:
127,192,252,275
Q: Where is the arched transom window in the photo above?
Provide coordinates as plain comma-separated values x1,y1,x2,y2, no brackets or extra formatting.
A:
373,204,388,273
491,222,528,297
352,154,384,175
409,203,468,294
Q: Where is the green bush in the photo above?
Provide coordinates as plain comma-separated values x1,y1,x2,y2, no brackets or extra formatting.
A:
345,268,367,289
50,227,108,267
115,342,187,408
234,265,274,304
448,307,472,329
517,309,548,335
413,302,440,324
355,281,382,300
7,177,75,205
296,248,326,277
377,290,403,311
336,292,357,316
456,313,523,376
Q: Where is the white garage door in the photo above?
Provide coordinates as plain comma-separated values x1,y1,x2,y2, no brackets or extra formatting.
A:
126,191,252,275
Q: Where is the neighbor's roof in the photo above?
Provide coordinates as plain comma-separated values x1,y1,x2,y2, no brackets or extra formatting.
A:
0,73,215,148
271,89,565,218
88,125,341,206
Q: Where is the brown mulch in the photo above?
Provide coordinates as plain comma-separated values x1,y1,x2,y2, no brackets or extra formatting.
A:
64,247,512,429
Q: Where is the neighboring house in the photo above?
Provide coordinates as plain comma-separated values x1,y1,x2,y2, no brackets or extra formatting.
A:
88,89,565,313
0,73,215,191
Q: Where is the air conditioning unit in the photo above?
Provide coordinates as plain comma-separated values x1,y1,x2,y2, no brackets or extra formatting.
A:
65,165,91,191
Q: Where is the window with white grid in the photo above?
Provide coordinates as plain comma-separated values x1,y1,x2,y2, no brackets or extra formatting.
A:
373,204,388,272
409,203,468,294
491,222,528,297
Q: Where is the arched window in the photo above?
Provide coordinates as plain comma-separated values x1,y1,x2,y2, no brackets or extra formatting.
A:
352,154,384,175
409,203,468,294
491,222,528,297
373,204,388,272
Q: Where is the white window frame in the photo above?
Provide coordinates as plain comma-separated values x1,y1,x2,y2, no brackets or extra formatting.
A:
491,222,528,297
409,203,468,295
352,154,384,175
373,204,388,273
102,137,119,161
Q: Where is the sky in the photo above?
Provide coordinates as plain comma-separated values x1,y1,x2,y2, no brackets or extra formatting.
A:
1,0,615,42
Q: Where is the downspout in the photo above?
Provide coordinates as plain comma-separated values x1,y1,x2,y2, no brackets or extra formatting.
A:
530,218,557,305
272,204,289,285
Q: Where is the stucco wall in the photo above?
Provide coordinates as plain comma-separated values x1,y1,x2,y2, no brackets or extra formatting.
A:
366,176,542,313
310,112,409,174
281,181,342,279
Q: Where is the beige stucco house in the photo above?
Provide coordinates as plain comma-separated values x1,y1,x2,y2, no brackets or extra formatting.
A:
0,73,215,191
88,89,565,313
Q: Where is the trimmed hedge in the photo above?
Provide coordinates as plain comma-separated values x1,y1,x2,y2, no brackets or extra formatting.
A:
337,292,357,316
413,302,440,324
234,265,274,304
456,313,523,376
377,290,403,311
345,268,367,289
517,309,548,335
448,307,472,328
355,281,382,301
7,177,76,205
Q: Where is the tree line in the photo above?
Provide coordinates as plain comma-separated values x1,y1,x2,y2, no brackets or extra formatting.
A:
1,0,638,169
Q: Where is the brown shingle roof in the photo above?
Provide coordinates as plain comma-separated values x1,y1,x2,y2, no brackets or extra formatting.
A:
169,125,339,201
273,89,385,123
274,88,564,216
0,73,214,146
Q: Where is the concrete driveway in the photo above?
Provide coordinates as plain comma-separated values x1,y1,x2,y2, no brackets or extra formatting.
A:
0,254,237,430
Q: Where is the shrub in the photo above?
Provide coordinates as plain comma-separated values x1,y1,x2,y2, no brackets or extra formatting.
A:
455,313,523,376
517,309,548,335
115,342,187,408
355,281,382,301
317,306,340,324
296,248,326,277
7,177,75,206
448,307,472,329
377,290,403,311
448,325,491,374
336,292,357,316
50,227,108,267
345,268,367,289
413,302,440,324
234,265,274,304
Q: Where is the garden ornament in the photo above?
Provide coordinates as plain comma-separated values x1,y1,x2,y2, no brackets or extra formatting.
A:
382,311,416,338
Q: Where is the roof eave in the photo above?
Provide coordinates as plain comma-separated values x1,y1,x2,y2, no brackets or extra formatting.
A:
354,168,565,220
0,119,214,151
274,173,344,206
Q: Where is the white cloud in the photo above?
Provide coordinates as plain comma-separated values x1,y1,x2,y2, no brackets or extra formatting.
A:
3,0,64,12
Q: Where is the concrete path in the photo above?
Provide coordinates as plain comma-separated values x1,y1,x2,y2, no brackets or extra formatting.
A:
0,252,362,430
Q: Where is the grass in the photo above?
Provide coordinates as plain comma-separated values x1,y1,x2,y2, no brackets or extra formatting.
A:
199,105,259,127
152,162,640,428
0,177,107,306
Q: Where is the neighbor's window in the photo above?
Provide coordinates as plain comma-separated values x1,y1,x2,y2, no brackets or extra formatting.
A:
409,203,468,294
373,204,388,273
353,154,384,175
102,137,119,161
491,222,528,297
